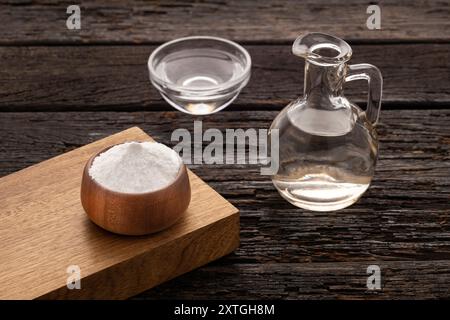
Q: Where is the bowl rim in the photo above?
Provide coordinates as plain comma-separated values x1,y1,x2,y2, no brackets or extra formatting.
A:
84,141,187,197
148,35,252,94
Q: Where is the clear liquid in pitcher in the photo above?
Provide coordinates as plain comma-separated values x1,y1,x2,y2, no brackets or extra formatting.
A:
271,102,378,211
269,33,382,211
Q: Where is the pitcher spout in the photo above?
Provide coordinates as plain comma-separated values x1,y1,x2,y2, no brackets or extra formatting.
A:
292,33,352,66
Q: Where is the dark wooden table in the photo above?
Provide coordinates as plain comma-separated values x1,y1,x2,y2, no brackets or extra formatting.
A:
1,1,449,299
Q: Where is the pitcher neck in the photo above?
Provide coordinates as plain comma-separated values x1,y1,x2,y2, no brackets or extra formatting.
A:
303,60,346,98
292,33,353,100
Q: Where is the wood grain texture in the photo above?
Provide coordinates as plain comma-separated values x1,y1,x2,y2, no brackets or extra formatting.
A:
0,110,449,298
0,0,448,44
138,261,450,299
0,44,449,110
0,126,240,299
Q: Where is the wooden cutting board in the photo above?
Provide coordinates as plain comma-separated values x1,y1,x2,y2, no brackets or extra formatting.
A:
0,127,239,299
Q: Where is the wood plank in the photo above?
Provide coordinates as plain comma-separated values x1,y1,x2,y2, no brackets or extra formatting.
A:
0,110,448,267
0,44,449,110
137,261,450,299
0,126,239,299
0,0,449,44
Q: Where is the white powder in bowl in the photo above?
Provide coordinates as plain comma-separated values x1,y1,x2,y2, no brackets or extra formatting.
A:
89,141,182,194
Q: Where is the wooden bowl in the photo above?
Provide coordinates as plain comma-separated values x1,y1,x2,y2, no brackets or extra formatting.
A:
80,144,191,236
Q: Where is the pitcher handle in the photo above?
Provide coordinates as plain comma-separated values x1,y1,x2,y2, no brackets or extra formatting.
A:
345,64,383,125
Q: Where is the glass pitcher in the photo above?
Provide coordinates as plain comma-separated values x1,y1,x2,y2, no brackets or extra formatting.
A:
269,33,382,211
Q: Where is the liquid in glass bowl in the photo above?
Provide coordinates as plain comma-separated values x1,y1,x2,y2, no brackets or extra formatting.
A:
148,36,251,115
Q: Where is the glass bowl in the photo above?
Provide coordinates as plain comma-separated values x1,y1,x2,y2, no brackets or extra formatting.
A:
148,36,251,115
